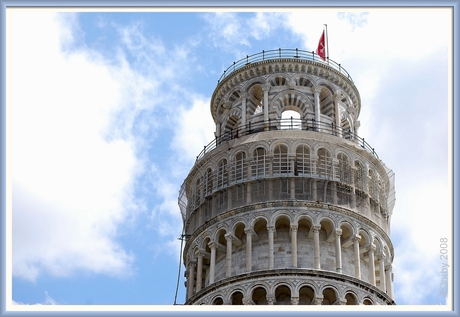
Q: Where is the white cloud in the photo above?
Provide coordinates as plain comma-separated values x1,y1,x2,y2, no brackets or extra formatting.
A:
171,96,215,166
9,11,143,281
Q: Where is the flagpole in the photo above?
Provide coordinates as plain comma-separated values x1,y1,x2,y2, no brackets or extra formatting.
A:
324,24,329,62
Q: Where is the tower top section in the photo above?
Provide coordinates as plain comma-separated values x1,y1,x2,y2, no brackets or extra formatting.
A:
210,48,361,124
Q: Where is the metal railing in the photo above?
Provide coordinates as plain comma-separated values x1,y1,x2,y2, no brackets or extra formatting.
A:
217,48,353,85
195,117,378,162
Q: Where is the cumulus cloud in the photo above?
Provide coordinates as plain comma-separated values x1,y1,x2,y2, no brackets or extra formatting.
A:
201,12,290,57
9,11,147,281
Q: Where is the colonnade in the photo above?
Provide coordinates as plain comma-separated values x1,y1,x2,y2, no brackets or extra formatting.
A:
185,223,394,300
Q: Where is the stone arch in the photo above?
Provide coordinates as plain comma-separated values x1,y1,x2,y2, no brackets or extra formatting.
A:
321,285,339,305
272,143,289,176
227,87,243,103
384,245,392,264
294,143,312,177
222,108,241,139
271,210,293,227
247,141,270,158
268,73,289,87
362,297,374,305
230,151,248,200
204,167,214,197
246,81,265,116
339,221,354,245
317,84,335,123
373,235,384,255
270,90,314,119
357,228,372,246
295,75,315,88
213,226,229,245
230,218,249,234
344,291,358,305
211,296,224,305
274,283,292,305
317,147,333,179
252,146,269,179
298,284,316,305
230,289,244,305
251,285,269,305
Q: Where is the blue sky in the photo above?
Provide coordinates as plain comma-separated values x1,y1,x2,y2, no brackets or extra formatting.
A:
6,8,452,309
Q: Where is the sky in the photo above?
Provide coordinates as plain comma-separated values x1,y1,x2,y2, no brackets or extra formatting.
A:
5,7,453,309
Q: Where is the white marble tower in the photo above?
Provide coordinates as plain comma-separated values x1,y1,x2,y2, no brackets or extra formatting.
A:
178,49,396,305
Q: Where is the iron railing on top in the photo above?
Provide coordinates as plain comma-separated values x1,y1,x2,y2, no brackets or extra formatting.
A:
217,48,354,85
195,117,379,162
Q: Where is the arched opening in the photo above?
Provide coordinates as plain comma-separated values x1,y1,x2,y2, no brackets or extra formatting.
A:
319,218,334,271
299,285,315,305
224,115,239,140
273,144,289,175
252,147,268,179
217,159,228,189
295,145,311,176
274,216,290,268
281,110,301,130
317,148,332,179
233,223,246,275
354,161,367,211
345,292,358,305
339,223,353,276
322,287,337,305
232,151,247,183
319,87,334,123
275,285,291,305
231,291,244,305
363,298,373,305
270,76,287,86
252,287,268,305
248,84,264,116
253,218,268,270
212,297,224,305
193,177,201,210
204,168,213,196
214,229,228,282
297,217,313,268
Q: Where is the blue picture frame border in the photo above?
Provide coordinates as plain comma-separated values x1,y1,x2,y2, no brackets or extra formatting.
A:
0,0,458,316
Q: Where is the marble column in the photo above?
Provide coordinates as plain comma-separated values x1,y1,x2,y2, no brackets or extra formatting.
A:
291,296,299,305
187,261,196,300
225,233,233,277
268,226,275,269
313,296,323,305
262,83,271,129
290,224,298,268
313,226,321,269
353,235,361,279
244,228,253,272
334,229,342,273
385,263,394,298
241,92,247,127
312,179,318,201
367,244,376,286
313,86,322,129
378,253,386,292
208,242,217,284
196,251,204,292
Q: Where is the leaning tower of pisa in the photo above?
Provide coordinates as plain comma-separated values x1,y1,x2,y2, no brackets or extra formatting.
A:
178,48,396,305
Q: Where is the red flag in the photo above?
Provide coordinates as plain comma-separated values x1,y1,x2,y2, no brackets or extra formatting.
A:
316,30,326,61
